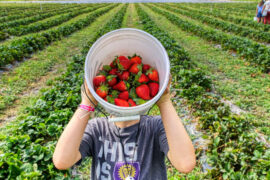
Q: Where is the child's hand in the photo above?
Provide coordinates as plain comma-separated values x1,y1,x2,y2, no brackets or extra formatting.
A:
81,80,97,106
156,75,171,107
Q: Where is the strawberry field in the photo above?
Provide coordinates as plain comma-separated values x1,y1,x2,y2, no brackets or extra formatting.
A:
0,2,269,179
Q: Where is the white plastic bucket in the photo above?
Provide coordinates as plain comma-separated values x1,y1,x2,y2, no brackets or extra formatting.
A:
85,28,170,121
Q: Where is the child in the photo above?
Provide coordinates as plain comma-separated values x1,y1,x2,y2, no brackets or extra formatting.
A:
256,0,265,23
53,79,196,179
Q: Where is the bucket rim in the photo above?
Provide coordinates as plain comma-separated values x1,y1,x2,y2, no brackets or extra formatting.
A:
84,28,170,111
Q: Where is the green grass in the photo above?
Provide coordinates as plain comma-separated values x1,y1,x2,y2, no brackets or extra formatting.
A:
140,4,270,137
0,4,121,118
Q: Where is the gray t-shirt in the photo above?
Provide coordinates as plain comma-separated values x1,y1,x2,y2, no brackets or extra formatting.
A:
76,115,169,180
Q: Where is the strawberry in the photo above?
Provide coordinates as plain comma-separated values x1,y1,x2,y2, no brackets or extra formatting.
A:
148,82,159,97
113,81,130,91
128,99,136,107
110,60,116,68
115,98,130,107
147,68,159,82
142,64,151,73
109,68,118,75
138,73,149,83
96,85,108,98
93,75,106,87
136,84,150,100
119,71,130,81
116,56,131,70
118,91,129,100
107,75,117,87
130,56,142,64
129,63,142,74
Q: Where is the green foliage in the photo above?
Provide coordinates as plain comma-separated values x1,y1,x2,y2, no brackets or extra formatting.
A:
0,4,127,178
137,4,270,179
0,4,116,67
159,4,270,43
0,31,9,41
6,5,105,36
147,4,270,72
0,4,82,28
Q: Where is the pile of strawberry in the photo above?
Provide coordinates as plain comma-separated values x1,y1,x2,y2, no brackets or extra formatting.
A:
93,55,159,107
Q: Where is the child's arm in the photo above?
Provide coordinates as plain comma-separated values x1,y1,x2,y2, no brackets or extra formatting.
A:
157,78,196,173
53,82,97,170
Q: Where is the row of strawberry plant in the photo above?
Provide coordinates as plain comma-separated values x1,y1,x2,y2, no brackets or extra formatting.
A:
183,5,257,18
158,4,270,43
0,4,127,179
0,4,115,67
147,4,270,72
0,5,78,23
185,2,257,11
177,4,270,32
196,5,255,18
0,31,8,41
138,4,270,179
0,5,84,30
0,4,59,18
4,4,106,38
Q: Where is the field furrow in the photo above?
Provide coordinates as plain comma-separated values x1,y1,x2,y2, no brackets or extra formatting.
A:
0,4,116,67
0,4,80,24
139,3,269,179
0,2,269,179
160,4,270,44
4,4,105,38
146,4,270,72
0,4,127,178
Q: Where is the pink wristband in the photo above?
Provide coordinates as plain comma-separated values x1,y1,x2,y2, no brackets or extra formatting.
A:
79,104,95,112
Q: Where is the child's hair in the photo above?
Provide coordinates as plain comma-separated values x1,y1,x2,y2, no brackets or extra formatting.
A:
259,0,264,6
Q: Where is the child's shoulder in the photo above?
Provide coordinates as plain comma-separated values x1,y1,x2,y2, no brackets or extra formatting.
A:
141,115,162,127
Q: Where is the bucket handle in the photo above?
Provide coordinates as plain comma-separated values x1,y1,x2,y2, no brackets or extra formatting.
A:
109,115,140,122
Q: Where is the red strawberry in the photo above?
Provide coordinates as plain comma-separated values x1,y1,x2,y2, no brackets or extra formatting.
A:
118,91,129,100
128,99,136,106
96,85,108,98
136,84,150,100
109,68,117,75
115,98,130,107
142,64,151,73
147,68,159,82
93,75,106,87
138,73,149,83
119,71,130,81
113,81,130,91
110,61,116,68
130,56,142,64
116,56,131,70
129,63,142,74
148,82,159,97
107,75,117,87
